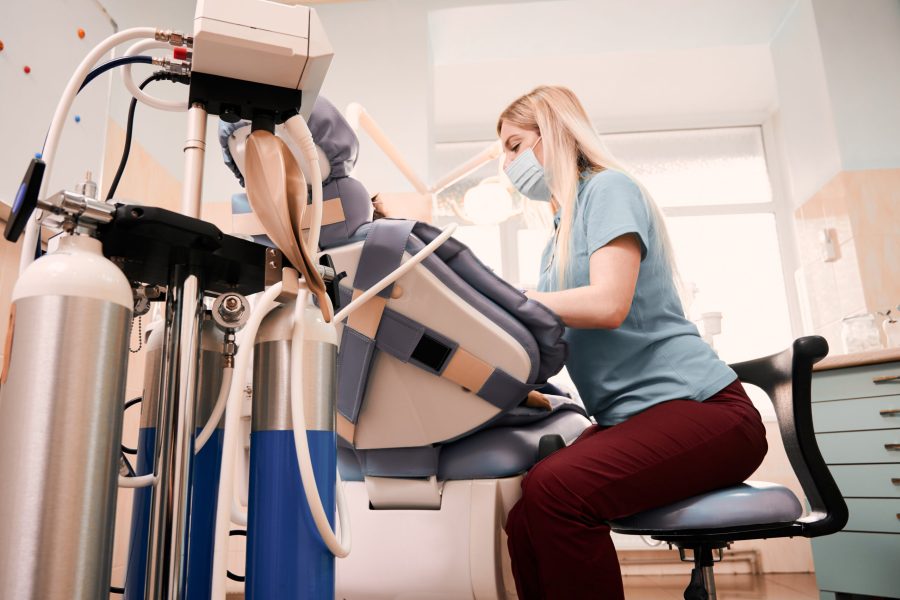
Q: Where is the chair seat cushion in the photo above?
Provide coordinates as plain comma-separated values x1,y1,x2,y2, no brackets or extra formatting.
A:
337,397,591,482
438,405,590,480
609,481,803,534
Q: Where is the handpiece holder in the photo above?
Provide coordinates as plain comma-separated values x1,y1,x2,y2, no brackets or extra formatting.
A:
5,158,46,243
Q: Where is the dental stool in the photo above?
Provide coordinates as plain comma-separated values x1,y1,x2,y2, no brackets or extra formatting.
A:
608,336,848,600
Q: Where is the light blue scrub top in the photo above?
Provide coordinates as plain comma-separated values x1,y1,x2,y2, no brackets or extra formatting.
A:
538,170,736,426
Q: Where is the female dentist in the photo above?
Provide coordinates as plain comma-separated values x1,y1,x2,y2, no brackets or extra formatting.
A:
498,86,768,599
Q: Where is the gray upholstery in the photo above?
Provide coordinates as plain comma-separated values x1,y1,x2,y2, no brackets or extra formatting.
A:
338,397,591,481
439,405,589,480
609,481,803,533
411,222,567,382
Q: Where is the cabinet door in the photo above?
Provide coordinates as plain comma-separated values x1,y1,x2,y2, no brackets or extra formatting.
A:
844,499,900,533
813,362,900,402
812,532,900,598
817,429,900,464
829,464,900,498
813,395,900,432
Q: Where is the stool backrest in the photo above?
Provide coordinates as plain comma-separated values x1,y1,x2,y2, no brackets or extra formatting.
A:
728,336,848,538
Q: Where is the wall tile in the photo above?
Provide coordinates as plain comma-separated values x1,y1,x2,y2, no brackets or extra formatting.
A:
844,169,900,314
801,259,841,329
832,240,866,319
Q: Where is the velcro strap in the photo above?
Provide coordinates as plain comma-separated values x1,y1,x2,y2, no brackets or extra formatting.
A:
441,348,493,393
353,219,416,298
336,219,417,437
346,289,387,339
338,285,537,412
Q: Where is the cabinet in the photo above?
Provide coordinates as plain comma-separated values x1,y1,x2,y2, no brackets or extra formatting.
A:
810,350,900,599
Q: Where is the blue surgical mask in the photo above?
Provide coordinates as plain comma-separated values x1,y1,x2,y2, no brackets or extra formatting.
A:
504,138,551,202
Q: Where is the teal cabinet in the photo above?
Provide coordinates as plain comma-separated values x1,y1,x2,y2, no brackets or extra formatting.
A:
811,357,900,599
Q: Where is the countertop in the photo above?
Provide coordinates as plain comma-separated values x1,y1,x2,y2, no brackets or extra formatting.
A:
814,346,900,371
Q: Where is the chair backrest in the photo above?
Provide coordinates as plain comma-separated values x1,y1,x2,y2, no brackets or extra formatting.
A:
729,336,848,538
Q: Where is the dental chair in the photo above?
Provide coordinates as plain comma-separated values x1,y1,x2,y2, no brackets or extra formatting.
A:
609,336,848,600
220,98,593,599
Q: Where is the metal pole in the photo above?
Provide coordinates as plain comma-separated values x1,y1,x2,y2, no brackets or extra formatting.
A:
144,268,204,599
703,565,717,600
182,103,207,218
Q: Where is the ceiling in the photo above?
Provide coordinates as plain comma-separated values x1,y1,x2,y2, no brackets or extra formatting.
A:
427,0,800,142
428,0,800,65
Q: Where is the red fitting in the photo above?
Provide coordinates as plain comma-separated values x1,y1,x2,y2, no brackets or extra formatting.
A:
173,46,188,61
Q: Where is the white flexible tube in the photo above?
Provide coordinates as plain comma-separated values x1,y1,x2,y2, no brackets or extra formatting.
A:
119,474,157,488
283,116,325,260
290,290,351,557
19,26,158,273
333,222,458,324
211,283,284,600
194,367,234,454
122,39,189,112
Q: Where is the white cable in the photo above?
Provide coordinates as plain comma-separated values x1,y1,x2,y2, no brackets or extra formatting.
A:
122,39,189,112
333,222,458,324
290,290,351,558
119,474,157,488
283,116,325,263
195,367,234,454
211,283,284,600
19,26,158,273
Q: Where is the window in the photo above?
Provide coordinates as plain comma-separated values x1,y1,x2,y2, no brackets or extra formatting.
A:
435,126,798,415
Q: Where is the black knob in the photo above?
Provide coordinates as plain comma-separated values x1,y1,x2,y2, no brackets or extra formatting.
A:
5,158,45,243
220,104,241,123
537,434,566,462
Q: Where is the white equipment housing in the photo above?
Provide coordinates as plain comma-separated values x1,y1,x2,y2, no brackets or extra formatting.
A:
338,478,522,600
193,0,333,117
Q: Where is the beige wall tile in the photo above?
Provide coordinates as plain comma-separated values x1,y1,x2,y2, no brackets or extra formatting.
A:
202,201,235,233
793,192,829,266
816,319,844,355
832,240,866,319
103,119,182,211
844,169,900,314
800,260,841,329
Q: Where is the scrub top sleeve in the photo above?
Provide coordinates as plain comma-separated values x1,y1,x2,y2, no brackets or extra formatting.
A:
582,172,651,261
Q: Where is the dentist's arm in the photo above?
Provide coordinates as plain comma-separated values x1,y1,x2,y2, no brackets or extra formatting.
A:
527,234,641,329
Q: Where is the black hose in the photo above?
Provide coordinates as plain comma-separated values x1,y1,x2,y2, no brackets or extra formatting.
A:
106,72,189,201
78,55,152,93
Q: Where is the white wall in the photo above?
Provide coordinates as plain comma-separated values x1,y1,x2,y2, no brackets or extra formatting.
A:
0,0,114,204
313,0,434,195
768,0,842,207
433,45,777,144
813,0,900,171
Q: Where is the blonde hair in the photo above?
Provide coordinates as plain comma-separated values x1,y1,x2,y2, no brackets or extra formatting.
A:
497,85,679,291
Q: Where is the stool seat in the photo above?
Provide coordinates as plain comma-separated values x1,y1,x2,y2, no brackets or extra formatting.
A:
609,481,803,535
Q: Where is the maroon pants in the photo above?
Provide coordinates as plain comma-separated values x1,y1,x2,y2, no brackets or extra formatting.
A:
505,379,767,599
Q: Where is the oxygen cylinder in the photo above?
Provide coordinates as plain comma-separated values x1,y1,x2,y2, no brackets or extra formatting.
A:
0,234,133,600
185,319,226,600
246,300,338,599
124,318,227,600
124,322,163,600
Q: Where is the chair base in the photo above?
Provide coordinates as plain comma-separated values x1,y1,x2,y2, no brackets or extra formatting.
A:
676,543,726,600
335,476,522,600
